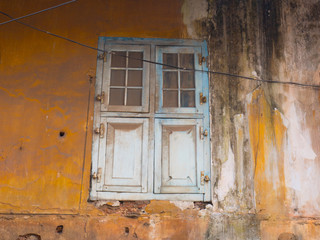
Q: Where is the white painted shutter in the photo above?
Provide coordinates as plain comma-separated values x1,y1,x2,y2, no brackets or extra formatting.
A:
154,119,204,194
97,117,148,193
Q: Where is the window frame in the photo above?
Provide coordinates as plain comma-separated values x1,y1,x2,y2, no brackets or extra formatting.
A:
101,44,150,113
156,46,203,114
91,37,211,202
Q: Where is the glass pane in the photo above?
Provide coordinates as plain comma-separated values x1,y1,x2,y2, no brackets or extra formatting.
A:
128,70,142,86
163,90,178,107
127,89,142,106
181,90,195,107
163,53,178,69
111,51,126,67
180,53,194,69
163,71,178,89
128,52,143,68
109,88,125,105
180,71,195,88
110,70,126,86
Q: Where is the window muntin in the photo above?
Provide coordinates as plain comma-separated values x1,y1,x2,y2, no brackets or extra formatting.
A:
156,46,203,114
101,45,150,112
162,53,196,108
109,51,144,106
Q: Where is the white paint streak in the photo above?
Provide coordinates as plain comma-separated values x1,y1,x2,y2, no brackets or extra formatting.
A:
215,145,235,201
234,114,244,195
287,103,316,160
284,102,320,215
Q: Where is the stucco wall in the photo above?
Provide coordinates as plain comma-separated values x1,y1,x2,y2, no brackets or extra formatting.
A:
0,0,319,239
205,0,320,238
0,0,187,214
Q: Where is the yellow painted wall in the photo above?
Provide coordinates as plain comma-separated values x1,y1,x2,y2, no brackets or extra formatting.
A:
0,0,187,214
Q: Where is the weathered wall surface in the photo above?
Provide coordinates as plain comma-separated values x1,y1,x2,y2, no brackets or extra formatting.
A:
0,0,319,239
203,0,320,239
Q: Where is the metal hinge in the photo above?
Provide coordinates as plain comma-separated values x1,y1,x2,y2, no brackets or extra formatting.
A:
96,91,105,104
200,127,208,140
201,171,210,185
92,167,102,182
198,54,206,65
200,92,207,104
98,52,107,62
94,123,105,138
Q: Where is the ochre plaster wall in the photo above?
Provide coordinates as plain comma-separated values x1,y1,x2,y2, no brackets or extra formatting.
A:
0,0,187,214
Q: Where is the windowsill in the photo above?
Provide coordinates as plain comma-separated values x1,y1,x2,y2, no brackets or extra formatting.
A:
90,192,207,201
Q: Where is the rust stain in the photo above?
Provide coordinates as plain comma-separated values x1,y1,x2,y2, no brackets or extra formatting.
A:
248,89,288,216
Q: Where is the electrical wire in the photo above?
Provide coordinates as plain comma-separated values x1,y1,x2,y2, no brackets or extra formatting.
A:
0,0,77,26
1,10,320,90
0,11,98,51
112,53,320,89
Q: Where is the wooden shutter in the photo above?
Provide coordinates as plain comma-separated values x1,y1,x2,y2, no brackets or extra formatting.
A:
96,117,148,193
154,119,204,194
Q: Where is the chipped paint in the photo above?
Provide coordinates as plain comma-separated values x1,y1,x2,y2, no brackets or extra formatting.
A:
170,201,194,211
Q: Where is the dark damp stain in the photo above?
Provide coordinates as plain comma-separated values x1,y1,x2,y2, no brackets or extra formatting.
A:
307,2,320,21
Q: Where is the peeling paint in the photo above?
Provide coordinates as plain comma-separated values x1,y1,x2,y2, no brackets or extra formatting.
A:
170,201,194,211
216,144,235,202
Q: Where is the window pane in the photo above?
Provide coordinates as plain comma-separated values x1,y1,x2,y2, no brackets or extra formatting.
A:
127,89,142,106
180,71,195,88
181,90,195,107
110,70,126,86
180,53,194,69
128,70,142,86
128,52,143,68
111,51,126,67
109,88,125,105
163,53,178,69
163,90,178,107
163,71,178,89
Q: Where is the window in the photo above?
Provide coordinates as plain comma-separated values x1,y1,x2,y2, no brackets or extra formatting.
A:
91,38,211,201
